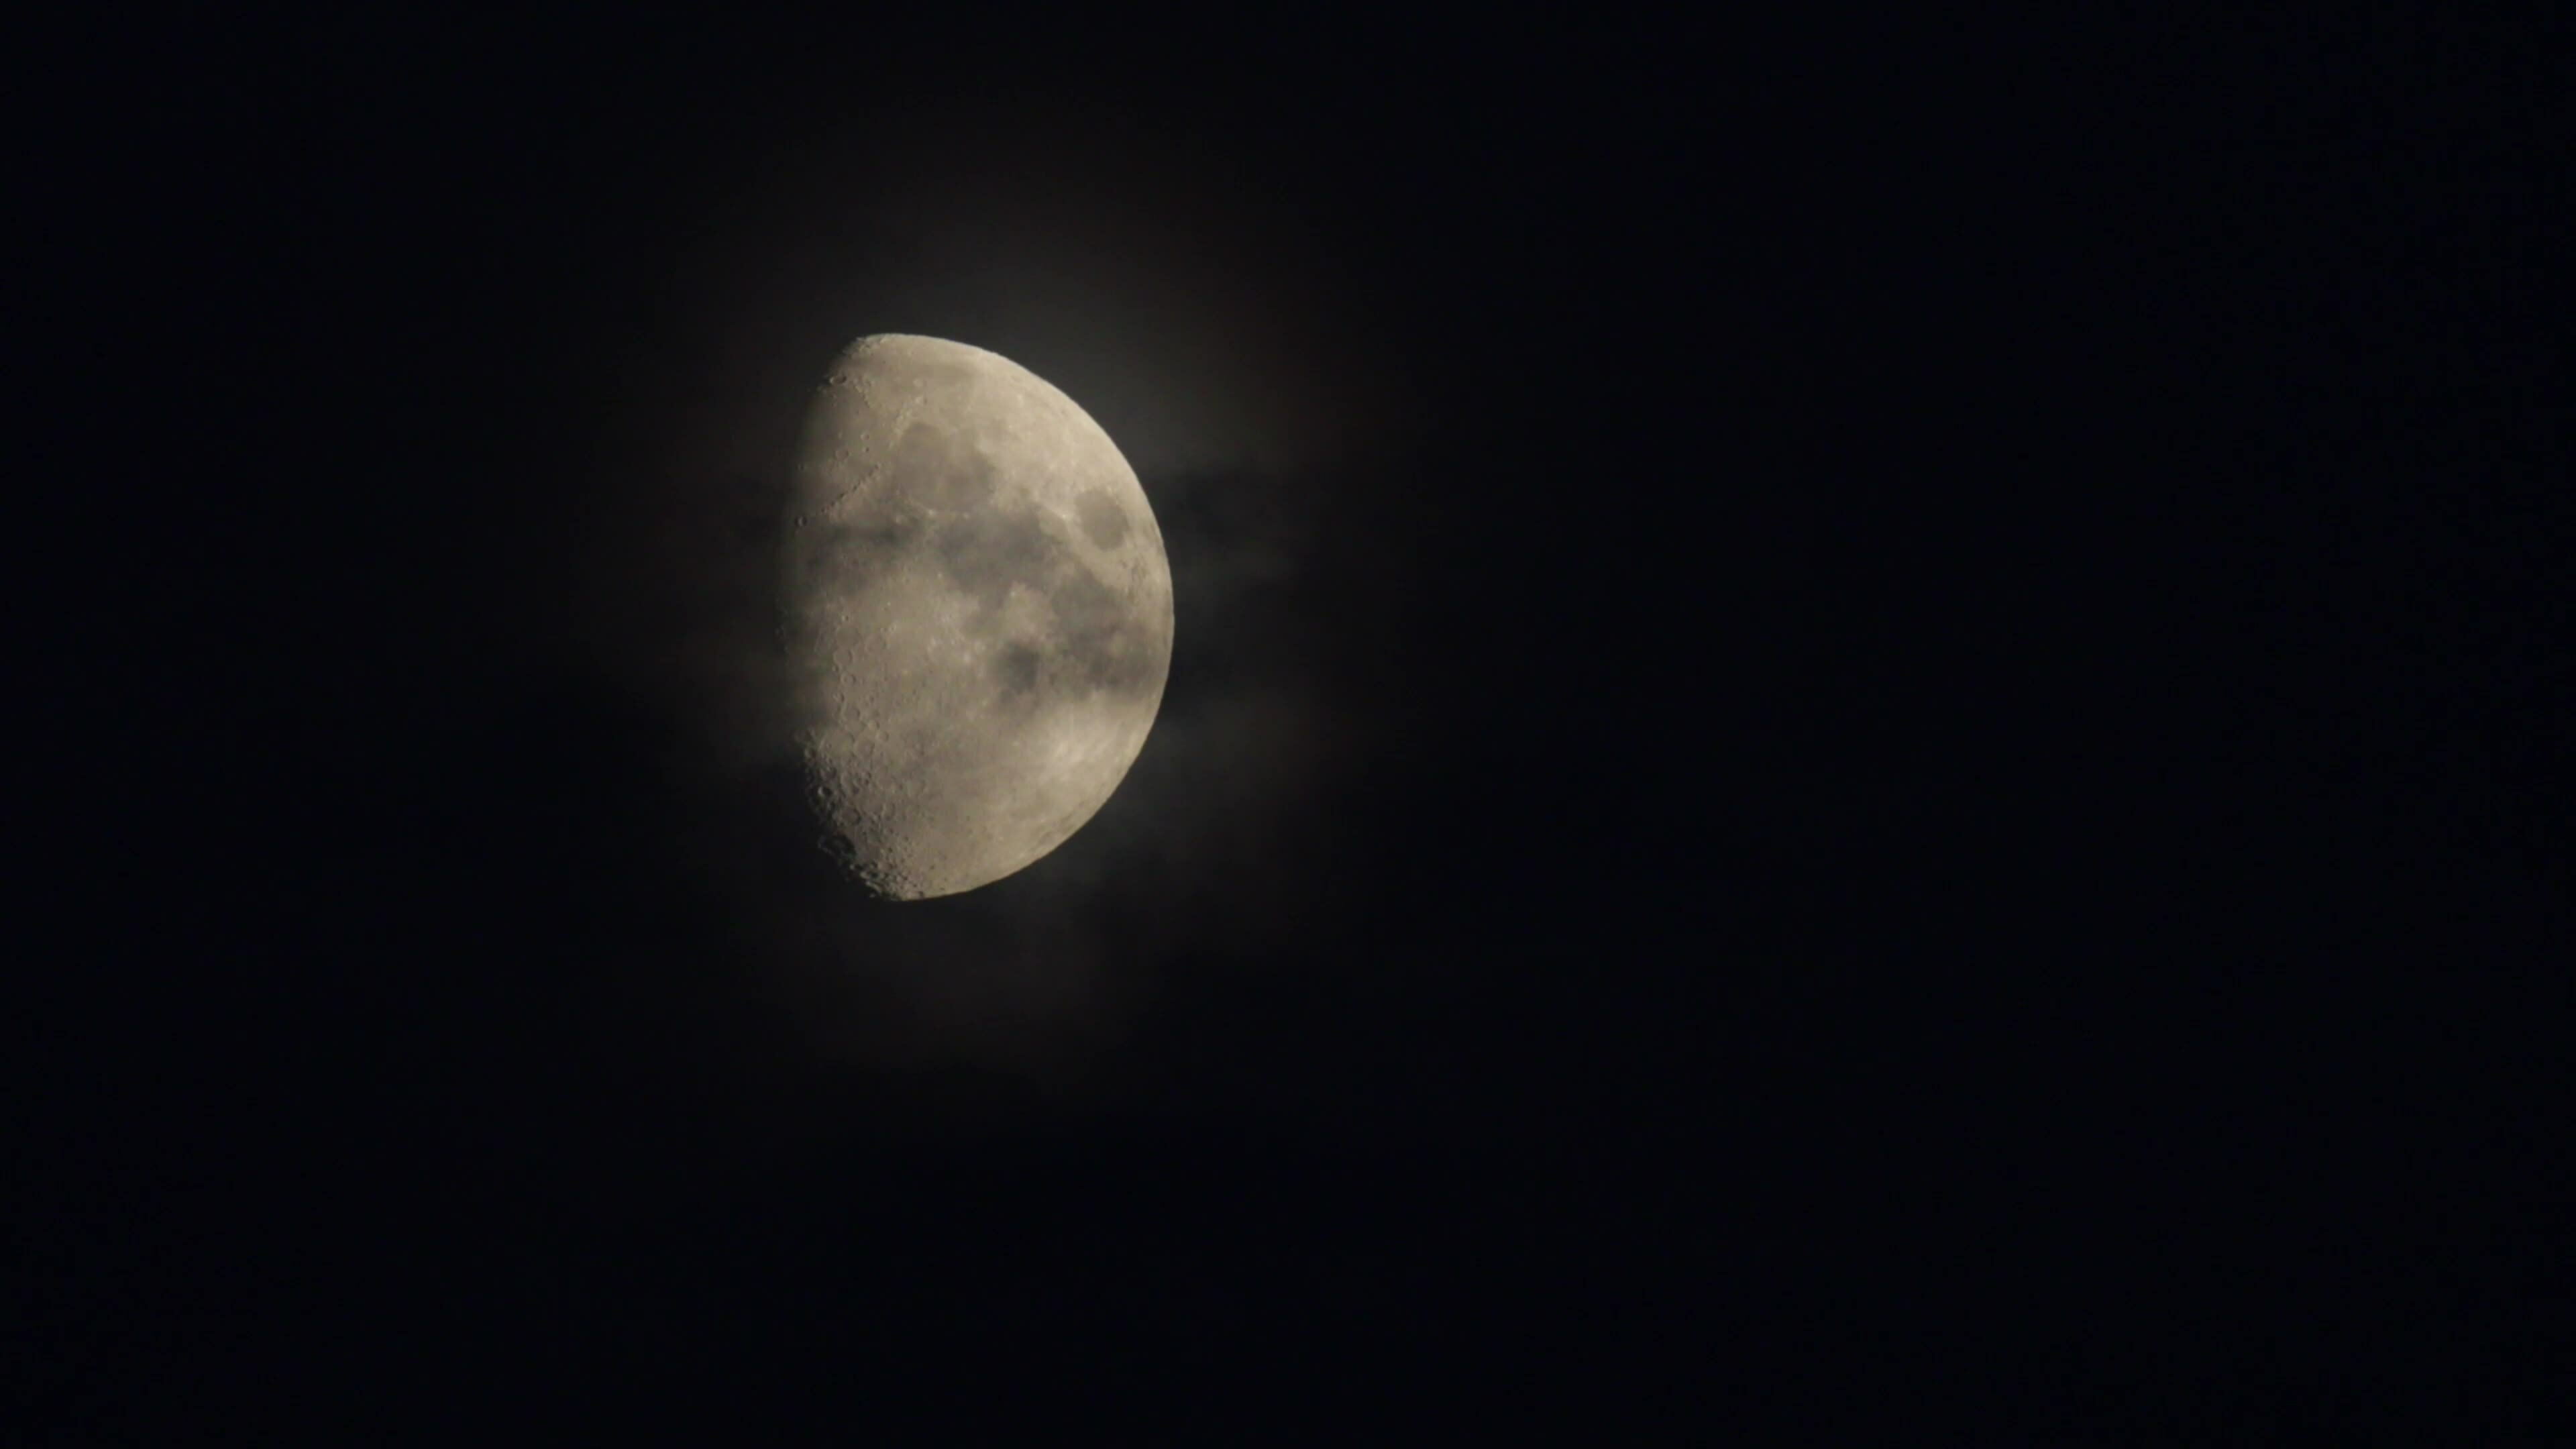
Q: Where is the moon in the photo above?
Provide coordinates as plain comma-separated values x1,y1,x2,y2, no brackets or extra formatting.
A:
780,335,1175,900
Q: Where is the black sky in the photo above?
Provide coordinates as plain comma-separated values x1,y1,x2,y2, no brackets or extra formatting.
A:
27,9,2572,1437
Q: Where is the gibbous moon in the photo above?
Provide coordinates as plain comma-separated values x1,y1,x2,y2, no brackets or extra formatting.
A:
780,335,1175,900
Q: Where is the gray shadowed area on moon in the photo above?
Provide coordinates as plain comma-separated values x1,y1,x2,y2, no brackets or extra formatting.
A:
782,334,1174,903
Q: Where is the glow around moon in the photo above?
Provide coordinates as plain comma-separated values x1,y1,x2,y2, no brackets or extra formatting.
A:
780,335,1174,900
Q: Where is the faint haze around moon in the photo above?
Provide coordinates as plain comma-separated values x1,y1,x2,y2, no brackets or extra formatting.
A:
782,335,1174,900
530,95,1440,1093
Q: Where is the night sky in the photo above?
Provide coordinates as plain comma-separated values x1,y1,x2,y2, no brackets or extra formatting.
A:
30,11,2571,1436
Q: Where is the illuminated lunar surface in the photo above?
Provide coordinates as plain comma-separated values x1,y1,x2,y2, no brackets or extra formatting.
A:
780,334,1173,900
